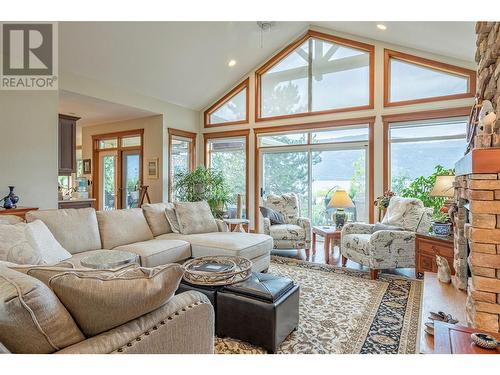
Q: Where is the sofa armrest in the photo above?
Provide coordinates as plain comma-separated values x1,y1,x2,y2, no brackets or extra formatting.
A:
215,219,229,232
341,223,374,236
296,217,312,242
56,291,214,354
263,217,271,235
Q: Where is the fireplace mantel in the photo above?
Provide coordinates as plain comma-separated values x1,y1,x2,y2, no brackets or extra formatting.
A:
455,148,500,176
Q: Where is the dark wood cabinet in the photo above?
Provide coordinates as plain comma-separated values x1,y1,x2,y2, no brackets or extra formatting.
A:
416,234,454,279
58,199,95,209
58,114,80,176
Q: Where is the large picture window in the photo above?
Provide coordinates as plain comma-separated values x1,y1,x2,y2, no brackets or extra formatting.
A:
256,30,374,121
168,128,196,201
387,117,467,195
384,49,475,107
204,79,249,127
205,130,249,219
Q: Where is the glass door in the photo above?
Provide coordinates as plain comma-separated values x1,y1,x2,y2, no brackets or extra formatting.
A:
100,151,117,210
122,150,141,208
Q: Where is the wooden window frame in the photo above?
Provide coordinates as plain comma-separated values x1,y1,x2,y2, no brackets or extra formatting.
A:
255,30,375,123
168,128,197,201
384,49,476,107
382,107,471,193
253,116,375,233
91,129,144,210
203,129,250,223
204,78,250,128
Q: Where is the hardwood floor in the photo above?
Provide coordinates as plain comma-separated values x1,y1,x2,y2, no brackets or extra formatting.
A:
271,239,415,279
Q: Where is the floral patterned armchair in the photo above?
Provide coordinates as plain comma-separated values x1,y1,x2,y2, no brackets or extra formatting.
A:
262,193,312,250
340,197,433,279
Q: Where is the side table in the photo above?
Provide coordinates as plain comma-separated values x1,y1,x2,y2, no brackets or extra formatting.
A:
415,233,454,279
223,218,249,232
312,226,341,264
80,250,139,270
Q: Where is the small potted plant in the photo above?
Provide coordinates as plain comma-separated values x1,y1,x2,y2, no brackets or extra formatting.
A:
432,211,452,236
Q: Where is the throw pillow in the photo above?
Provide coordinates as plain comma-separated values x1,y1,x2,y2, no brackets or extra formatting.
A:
372,223,403,233
259,206,286,225
0,221,71,265
47,264,184,336
164,203,180,233
142,203,172,236
0,266,85,353
382,197,423,227
174,201,218,235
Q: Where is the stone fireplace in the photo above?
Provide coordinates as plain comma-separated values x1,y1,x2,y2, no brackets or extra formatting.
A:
451,21,500,333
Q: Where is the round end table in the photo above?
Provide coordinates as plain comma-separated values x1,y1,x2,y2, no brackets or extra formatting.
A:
80,250,139,270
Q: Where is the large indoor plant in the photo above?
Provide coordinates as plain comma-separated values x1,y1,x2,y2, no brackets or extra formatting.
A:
173,166,230,218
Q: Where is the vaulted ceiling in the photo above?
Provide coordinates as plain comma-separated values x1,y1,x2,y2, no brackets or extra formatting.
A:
59,21,476,111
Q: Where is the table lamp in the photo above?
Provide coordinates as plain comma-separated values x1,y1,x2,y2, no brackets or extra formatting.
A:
429,175,455,207
327,189,354,228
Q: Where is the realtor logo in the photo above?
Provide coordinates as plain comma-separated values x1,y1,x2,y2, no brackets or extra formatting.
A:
1,22,58,90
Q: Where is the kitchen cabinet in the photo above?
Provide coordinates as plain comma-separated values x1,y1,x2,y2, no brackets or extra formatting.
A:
58,114,80,176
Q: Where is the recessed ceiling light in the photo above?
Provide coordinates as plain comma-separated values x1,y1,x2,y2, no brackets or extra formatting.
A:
377,24,387,30
228,59,237,67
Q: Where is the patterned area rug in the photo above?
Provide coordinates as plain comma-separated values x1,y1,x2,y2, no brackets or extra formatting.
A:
215,256,422,354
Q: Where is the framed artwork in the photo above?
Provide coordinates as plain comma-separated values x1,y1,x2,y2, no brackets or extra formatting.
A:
83,159,92,174
147,158,159,179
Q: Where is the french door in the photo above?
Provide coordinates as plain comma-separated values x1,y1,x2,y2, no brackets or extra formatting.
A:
92,130,144,210
259,143,369,226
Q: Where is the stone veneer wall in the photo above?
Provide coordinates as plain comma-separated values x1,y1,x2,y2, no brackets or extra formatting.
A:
457,21,500,333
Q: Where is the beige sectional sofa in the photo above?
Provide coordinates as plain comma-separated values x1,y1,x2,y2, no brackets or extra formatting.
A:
25,203,272,272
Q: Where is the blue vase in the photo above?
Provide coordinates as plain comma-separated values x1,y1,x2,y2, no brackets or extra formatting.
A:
7,186,19,206
2,197,13,209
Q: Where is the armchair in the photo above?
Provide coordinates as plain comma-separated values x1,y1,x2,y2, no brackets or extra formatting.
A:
340,197,433,279
262,193,311,250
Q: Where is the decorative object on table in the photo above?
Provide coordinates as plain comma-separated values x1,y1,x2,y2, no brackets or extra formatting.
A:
80,250,139,270
470,332,500,349
374,190,394,222
327,188,354,228
432,211,452,236
182,256,252,286
146,158,159,179
436,255,452,283
424,311,459,336
82,159,91,174
236,193,243,219
1,186,19,209
174,166,230,218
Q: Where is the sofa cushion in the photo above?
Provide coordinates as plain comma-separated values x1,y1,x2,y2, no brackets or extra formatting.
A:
26,208,102,254
0,266,85,353
47,264,184,336
97,208,153,250
269,224,305,241
157,232,272,260
165,203,180,233
114,240,191,267
175,201,218,235
142,203,172,236
0,221,71,265
0,215,24,225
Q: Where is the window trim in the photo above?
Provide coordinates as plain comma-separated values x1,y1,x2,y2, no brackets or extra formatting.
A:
168,128,197,201
255,30,375,122
383,49,476,107
203,129,250,225
382,107,471,192
253,117,375,232
204,78,249,128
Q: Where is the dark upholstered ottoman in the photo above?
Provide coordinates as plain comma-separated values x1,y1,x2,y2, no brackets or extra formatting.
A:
216,273,299,353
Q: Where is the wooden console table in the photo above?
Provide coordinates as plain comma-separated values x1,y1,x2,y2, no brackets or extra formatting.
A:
434,321,500,354
0,206,38,220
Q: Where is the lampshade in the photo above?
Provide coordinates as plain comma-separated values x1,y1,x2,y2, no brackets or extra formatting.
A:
429,175,455,198
328,189,355,209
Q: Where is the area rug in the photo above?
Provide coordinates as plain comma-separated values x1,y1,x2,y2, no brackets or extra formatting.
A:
215,256,422,354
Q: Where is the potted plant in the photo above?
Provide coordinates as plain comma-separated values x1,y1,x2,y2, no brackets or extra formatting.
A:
432,211,452,236
174,166,230,218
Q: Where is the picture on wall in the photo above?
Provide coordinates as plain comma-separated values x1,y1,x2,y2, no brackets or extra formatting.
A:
147,158,159,179
83,159,91,174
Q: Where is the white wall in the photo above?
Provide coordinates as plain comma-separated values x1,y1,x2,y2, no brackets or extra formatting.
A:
81,115,164,204
0,91,59,209
200,25,477,230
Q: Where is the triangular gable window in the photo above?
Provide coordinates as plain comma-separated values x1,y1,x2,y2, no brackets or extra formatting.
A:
204,79,248,127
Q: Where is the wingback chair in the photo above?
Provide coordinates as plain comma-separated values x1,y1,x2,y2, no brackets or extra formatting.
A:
262,193,312,250
340,197,433,279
